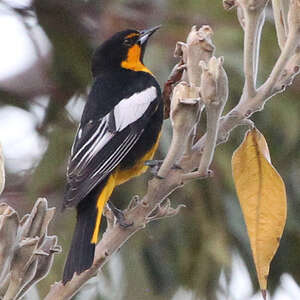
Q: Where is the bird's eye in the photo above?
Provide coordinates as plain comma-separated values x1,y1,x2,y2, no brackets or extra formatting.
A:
123,39,132,46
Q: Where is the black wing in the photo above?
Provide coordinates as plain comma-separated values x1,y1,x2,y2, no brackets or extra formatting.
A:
64,83,160,208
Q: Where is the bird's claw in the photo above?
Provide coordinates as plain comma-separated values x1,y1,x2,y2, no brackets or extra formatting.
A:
172,164,183,170
107,202,133,228
145,160,164,178
145,159,163,167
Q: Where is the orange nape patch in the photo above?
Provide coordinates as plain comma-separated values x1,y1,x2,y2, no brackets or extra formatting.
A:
121,44,152,74
125,32,139,39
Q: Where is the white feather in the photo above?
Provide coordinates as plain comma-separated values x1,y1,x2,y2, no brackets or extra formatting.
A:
90,133,138,179
74,131,113,172
71,117,107,162
70,86,156,177
114,86,157,131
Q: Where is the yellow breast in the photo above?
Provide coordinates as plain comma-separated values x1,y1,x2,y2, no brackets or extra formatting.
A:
114,131,161,186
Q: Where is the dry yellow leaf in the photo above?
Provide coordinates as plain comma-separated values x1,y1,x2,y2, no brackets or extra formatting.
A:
232,128,287,293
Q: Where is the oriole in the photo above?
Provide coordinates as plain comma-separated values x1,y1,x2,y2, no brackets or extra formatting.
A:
62,26,163,284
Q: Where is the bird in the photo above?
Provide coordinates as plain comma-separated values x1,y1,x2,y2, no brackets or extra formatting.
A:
62,25,163,284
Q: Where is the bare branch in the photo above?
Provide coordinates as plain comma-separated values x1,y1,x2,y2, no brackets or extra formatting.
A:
147,199,186,222
0,205,19,284
272,0,287,49
184,124,197,156
273,47,300,93
237,5,246,29
239,0,268,97
157,82,200,178
45,171,184,300
44,3,300,299
182,56,228,180
0,200,61,300
158,25,215,178
262,0,300,98
280,0,290,32
186,25,215,86
0,143,5,195
192,0,299,162
198,57,228,176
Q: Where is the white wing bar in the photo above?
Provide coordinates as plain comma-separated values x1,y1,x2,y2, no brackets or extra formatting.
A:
114,86,157,131
69,85,157,177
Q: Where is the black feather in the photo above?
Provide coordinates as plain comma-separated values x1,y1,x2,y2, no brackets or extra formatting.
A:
62,180,107,284
64,71,161,209
63,27,163,284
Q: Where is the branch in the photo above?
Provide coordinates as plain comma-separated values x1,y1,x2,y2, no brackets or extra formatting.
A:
157,81,200,179
183,56,229,180
0,200,61,300
45,174,184,300
197,57,228,176
192,0,300,159
262,0,300,98
280,0,290,32
45,3,300,298
239,0,268,97
158,25,214,178
0,143,4,196
272,0,287,49
45,24,217,299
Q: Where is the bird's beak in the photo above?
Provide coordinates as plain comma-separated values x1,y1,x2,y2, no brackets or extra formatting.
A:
138,25,161,45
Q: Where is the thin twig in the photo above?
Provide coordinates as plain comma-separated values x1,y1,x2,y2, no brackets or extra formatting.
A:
253,11,265,86
183,57,228,180
198,57,228,176
193,0,300,159
0,200,60,300
240,0,268,97
243,12,258,96
0,143,5,195
280,0,290,33
272,0,287,50
184,123,198,156
261,23,300,97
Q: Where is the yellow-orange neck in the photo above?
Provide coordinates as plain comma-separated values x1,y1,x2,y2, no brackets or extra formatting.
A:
121,44,152,74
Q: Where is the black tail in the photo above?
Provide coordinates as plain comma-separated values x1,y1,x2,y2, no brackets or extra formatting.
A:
62,196,97,284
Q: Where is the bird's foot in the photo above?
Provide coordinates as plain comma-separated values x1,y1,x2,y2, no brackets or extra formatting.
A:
145,159,163,168
107,201,133,228
145,160,164,179
172,163,183,170
145,160,183,179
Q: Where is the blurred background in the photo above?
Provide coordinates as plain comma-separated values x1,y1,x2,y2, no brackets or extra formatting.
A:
1,0,300,299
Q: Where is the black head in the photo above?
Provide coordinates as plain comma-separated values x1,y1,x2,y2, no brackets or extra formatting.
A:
91,26,160,77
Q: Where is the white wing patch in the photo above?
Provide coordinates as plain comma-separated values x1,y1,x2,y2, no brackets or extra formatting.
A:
69,86,157,178
114,86,157,131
